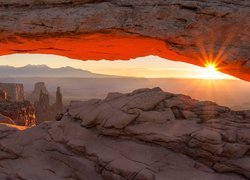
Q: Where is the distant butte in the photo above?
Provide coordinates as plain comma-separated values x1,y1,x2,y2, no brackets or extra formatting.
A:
0,0,249,81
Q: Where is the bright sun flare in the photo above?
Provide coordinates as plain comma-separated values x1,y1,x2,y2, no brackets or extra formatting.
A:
199,62,228,79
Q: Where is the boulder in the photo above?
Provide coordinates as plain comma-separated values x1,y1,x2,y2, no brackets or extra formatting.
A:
191,128,222,144
181,110,198,119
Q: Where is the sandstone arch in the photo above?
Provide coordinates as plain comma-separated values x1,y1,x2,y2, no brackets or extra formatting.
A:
0,0,249,81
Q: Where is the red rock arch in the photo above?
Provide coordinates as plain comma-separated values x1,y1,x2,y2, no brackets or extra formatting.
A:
0,1,249,81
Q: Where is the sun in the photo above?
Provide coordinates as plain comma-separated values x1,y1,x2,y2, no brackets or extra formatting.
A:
199,62,230,80
204,64,218,77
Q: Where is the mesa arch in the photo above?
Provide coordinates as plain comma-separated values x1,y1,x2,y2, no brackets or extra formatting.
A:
0,0,249,81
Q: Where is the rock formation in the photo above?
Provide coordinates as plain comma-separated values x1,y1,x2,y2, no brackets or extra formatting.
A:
0,113,15,125
35,90,50,111
34,90,54,124
0,0,249,81
0,83,36,126
54,87,63,113
0,101,36,126
0,89,7,101
34,86,64,124
0,83,24,101
0,88,248,179
30,82,50,103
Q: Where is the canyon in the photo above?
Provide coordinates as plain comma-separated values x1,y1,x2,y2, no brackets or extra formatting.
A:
0,0,249,81
0,101,36,126
0,87,249,179
0,82,64,126
0,83,36,126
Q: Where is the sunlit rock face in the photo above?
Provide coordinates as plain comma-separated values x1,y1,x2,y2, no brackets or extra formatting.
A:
0,101,36,126
0,88,249,179
0,83,36,126
0,0,249,81
0,114,15,125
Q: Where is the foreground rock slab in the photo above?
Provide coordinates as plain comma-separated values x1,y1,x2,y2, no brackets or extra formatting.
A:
0,88,249,179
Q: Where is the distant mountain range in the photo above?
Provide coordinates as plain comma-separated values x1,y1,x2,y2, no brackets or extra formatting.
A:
0,65,121,78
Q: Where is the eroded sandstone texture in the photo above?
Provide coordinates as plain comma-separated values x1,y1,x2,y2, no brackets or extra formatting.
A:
0,88,249,179
34,84,64,124
30,82,50,103
0,101,36,126
0,0,249,81
0,83,36,126
0,83,24,101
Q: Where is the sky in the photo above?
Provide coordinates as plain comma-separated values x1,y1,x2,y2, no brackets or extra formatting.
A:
0,54,237,79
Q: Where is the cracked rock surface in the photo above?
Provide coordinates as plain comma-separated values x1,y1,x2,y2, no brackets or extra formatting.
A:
0,0,249,81
0,87,249,179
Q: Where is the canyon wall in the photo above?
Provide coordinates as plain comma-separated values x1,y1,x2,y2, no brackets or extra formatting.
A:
0,83,24,101
0,101,36,126
0,0,249,81
0,83,36,126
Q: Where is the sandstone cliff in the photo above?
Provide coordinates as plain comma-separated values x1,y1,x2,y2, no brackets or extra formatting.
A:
0,88,248,179
0,0,249,81
0,83,24,101
0,101,36,126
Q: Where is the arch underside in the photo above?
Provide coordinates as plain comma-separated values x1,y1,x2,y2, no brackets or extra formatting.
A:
0,0,249,81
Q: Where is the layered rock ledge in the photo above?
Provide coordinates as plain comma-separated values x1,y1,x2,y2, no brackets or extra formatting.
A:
0,88,249,179
0,0,250,81
0,101,36,126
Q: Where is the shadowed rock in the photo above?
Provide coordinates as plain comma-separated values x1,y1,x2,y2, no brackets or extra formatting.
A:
0,83,24,101
0,101,36,126
0,114,15,125
0,89,7,102
34,85,65,124
30,82,49,103
54,87,63,113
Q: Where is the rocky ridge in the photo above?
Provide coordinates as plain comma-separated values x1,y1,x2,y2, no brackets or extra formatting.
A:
0,88,249,179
